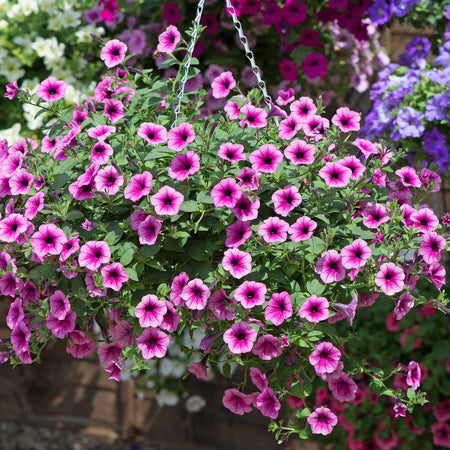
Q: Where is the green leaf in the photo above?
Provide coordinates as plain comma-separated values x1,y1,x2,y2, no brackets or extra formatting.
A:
306,278,325,295
125,267,139,281
120,247,135,266
407,388,416,401
180,200,199,212
197,191,214,204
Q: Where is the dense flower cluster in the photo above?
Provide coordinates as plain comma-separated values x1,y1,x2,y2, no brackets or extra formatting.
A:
362,27,450,172
1,28,449,447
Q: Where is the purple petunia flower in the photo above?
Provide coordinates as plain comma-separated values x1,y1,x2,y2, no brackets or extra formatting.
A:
395,107,424,138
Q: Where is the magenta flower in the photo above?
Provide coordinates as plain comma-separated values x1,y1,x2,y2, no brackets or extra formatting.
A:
138,215,162,245
124,171,153,202
181,278,210,310
89,141,114,165
272,185,302,217
265,291,293,326
290,96,317,121
278,115,302,140
137,328,170,359
101,262,129,291
100,39,128,68
135,294,167,328
427,263,446,290
431,422,450,448
375,263,405,296
160,300,181,332
46,310,76,339
24,192,45,220
318,161,352,188
299,295,330,323
137,122,167,145
303,115,329,139
97,342,122,367
225,220,252,248
279,59,298,81
30,224,67,258
393,402,407,418
315,250,346,284
309,341,341,375
307,407,338,435
49,290,71,320
167,122,196,151
4,79,20,100
211,71,236,98
395,166,421,188
411,207,439,234
328,372,358,402
249,367,269,391
249,144,283,173
284,139,315,165
394,292,415,320
340,239,372,269
218,142,246,163
209,289,236,321
78,240,111,271
302,52,328,79
222,248,252,279
211,178,242,208
0,213,28,242
0,272,19,297
362,203,391,229
222,388,252,415
252,334,282,361
6,298,24,330
94,165,124,195
59,235,80,261
66,330,95,359
239,103,267,128
189,361,207,380
406,361,421,391
103,99,125,123
331,107,361,132
420,232,445,264
255,387,281,419
234,280,267,309
168,151,200,181
230,193,260,221
289,216,317,242
223,321,258,354
258,216,289,243
236,166,260,190
9,168,34,195
11,320,31,354
87,124,116,140
157,25,181,53
151,186,184,216
331,293,358,326
36,77,67,102
170,272,189,306
340,155,366,180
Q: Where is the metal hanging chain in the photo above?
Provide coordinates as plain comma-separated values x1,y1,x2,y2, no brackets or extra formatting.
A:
172,0,205,128
224,0,276,115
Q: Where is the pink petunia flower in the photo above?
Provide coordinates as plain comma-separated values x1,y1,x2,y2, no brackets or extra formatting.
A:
330,293,358,326
272,185,302,217
137,122,168,145
394,292,415,320
0,214,28,243
167,122,196,151
157,25,181,53
218,142,246,163
94,165,124,195
249,144,283,173
222,388,252,415
170,272,189,306
236,166,260,190
0,272,19,297
159,300,181,332
420,232,445,264
230,193,260,221
375,263,405,296
4,79,20,100
395,166,421,188
124,171,153,202
252,334,282,361
181,278,210,310
276,88,295,106
362,203,390,229
6,298,24,330
427,263,446,290
24,192,45,220
234,280,267,309
78,240,111,271
46,310,76,339
189,361,208,380
100,39,128,68
225,220,252,248
284,139,315,165
211,178,242,208
340,155,366,180
410,207,439,234
138,215,162,245
59,235,80,262
255,387,281,419
168,151,200,181
249,367,269,391
264,291,293,326
431,422,450,448
209,289,236,321
258,216,289,243
137,327,170,359
211,71,236,98
49,290,71,320
30,224,67,258
299,295,330,323
89,141,114,165
290,97,317,122
222,248,252,279
135,294,167,328
278,114,302,140
66,330,95,359
101,262,129,291
223,321,258,354
103,99,125,123
151,185,184,216
11,320,31,355
307,407,338,435
315,250,346,284
87,124,116,141
289,216,317,242
331,107,361,132
302,115,329,140
9,168,34,195
318,161,352,188
406,361,421,391
340,239,372,269
239,103,267,128
36,77,67,102
309,341,341,375
328,372,358,402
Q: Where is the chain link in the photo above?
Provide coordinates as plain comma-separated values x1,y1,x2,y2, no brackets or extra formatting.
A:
171,0,205,128
224,0,276,117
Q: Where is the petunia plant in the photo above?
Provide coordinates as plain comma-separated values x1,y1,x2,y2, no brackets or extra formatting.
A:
1,27,449,447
